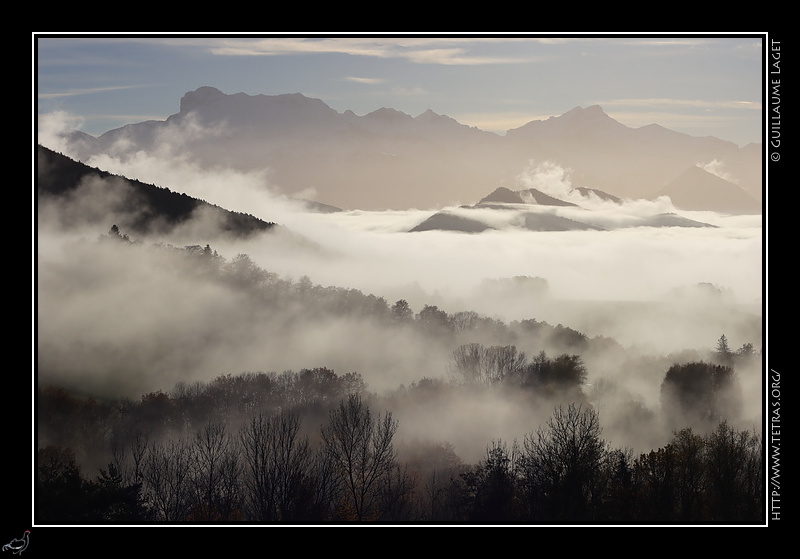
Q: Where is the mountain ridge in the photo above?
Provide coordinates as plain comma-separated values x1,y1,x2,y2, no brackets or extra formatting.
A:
57,86,762,213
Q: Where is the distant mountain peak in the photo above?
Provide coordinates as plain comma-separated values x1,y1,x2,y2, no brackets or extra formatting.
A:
365,107,413,120
415,108,454,123
175,86,335,127
475,186,577,207
180,86,308,115
179,86,226,112
560,105,624,127
655,165,761,214
544,105,612,124
562,104,607,117
478,187,525,205
507,104,627,141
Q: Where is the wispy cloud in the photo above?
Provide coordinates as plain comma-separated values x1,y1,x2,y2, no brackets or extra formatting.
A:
600,98,762,111
345,76,386,85
401,46,530,65
200,36,538,65
37,85,146,100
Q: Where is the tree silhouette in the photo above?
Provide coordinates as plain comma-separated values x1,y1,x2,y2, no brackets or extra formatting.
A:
36,446,90,523
416,304,452,334
186,422,243,521
239,411,316,521
390,299,413,323
462,440,521,523
704,421,763,522
140,438,193,522
524,352,588,396
321,394,400,521
715,335,733,366
519,404,606,523
668,428,707,522
92,462,148,522
451,343,527,386
660,361,742,429
632,445,676,522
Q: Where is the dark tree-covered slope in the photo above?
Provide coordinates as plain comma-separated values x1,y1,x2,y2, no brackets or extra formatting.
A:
36,144,276,238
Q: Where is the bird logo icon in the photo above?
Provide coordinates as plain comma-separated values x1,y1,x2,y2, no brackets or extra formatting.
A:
2,531,29,555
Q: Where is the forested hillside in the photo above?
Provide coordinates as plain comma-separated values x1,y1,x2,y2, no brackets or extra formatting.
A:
37,145,275,238
36,232,764,524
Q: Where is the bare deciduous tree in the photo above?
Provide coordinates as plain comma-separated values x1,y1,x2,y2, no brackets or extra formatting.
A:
519,403,606,522
321,394,399,521
239,411,314,521
188,421,242,521
141,438,193,522
451,343,527,386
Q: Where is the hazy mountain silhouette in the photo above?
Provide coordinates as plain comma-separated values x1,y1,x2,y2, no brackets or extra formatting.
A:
504,106,762,206
572,187,622,204
519,212,604,232
409,211,496,233
477,187,526,205
639,213,717,228
61,87,761,213
36,145,276,238
295,199,344,214
654,165,762,214
407,183,716,233
477,186,579,208
517,188,580,207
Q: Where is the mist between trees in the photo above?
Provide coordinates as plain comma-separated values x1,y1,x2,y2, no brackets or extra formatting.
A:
36,388,764,524
36,230,764,524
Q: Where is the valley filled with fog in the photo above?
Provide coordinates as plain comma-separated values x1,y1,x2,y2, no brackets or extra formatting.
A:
36,145,763,466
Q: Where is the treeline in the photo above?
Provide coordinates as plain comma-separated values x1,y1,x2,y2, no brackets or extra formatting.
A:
37,363,763,524
100,228,612,356
97,232,758,369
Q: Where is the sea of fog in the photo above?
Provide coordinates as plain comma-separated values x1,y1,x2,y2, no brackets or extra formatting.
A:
35,146,765,459
37,142,763,356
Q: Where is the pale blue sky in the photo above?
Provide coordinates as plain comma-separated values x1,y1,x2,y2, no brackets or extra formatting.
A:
34,33,766,146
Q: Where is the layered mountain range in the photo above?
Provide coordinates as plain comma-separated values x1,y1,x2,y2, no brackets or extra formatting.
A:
62,86,762,213
409,186,717,233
